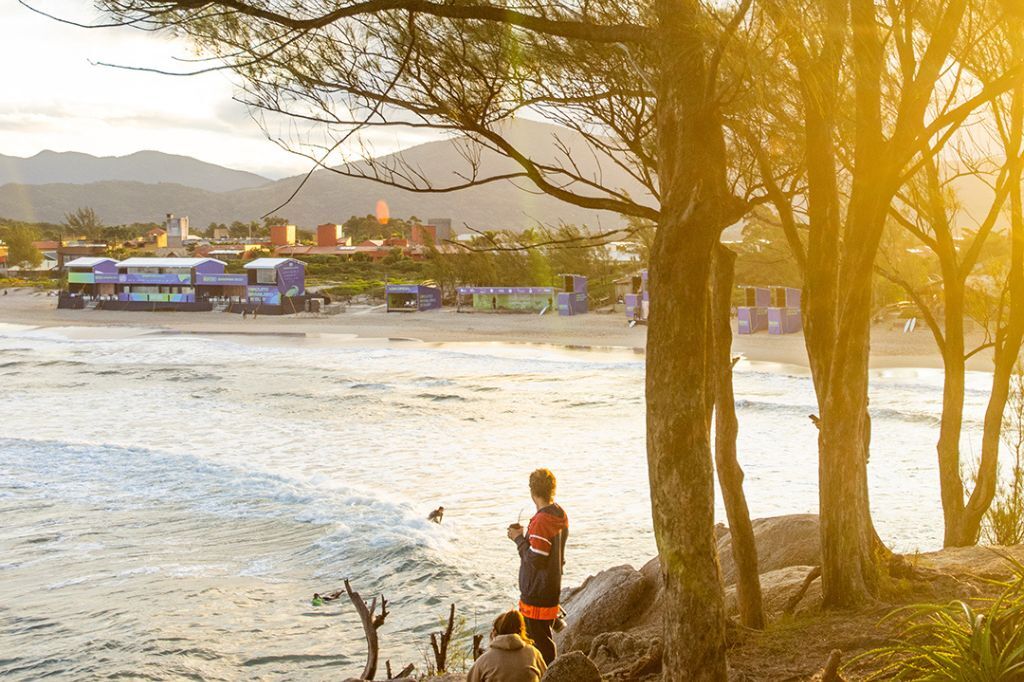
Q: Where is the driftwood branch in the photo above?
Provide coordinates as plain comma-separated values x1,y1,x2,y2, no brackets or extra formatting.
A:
783,566,822,616
818,649,844,682
344,579,389,680
472,633,485,660
430,603,457,673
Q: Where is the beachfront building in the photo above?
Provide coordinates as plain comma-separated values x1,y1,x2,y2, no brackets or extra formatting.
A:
57,256,308,314
385,284,442,312
97,257,227,311
458,285,557,313
236,258,307,314
58,257,119,309
65,257,118,296
458,274,588,316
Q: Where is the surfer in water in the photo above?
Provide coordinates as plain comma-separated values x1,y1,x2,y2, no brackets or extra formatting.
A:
311,589,343,606
428,506,445,524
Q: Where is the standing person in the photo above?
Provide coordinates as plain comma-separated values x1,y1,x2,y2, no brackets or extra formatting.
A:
467,610,547,682
506,468,568,665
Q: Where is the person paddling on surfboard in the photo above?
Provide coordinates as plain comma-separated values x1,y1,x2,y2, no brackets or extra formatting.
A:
311,589,343,606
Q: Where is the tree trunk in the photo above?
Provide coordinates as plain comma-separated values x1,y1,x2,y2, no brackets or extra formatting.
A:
956,122,1024,544
936,276,968,546
647,229,725,679
712,244,765,629
817,291,879,606
647,2,730,674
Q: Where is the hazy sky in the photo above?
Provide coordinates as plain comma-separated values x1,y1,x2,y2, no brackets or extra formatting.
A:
2,1,437,178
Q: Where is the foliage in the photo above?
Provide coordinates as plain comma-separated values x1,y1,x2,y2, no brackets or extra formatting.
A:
3,225,43,269
853,558,1024,680
63,207,104,240
986,364,1024,546
732,208,805,304
0,277,59,289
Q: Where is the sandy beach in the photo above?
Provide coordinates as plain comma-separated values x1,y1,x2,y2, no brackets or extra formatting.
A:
0,287,993,370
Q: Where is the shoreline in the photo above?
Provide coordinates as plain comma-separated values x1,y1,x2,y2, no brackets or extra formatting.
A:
0,287,995,371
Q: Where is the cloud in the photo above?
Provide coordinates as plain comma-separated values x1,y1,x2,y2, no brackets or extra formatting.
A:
2,1,447,178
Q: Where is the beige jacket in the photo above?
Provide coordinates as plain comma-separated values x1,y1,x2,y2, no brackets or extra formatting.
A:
466,634,547,682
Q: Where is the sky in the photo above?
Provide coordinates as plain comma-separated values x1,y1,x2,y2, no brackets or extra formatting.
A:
0,1,438,179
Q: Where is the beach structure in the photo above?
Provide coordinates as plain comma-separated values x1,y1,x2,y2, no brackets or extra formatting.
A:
457,274,588,316
90,257,227,311
235,257,307,314
58,257,119,308
458,285,556,313
737,285,770,334
58,256,307,314
385,283,442,312
556,274,589,316
767,286,802,334
624,270,649,323
64,257,118,295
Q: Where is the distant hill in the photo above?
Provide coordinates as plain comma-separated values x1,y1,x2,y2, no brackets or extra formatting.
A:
0,120,656,231
0,150,271,193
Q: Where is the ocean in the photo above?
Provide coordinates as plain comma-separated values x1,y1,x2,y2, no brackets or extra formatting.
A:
0,322,993,679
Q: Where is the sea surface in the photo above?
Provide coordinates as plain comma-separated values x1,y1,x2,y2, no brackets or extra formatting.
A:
0,322,995,679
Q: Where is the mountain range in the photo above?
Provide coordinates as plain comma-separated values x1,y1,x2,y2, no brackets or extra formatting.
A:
0,120,654,231
0,150,271,193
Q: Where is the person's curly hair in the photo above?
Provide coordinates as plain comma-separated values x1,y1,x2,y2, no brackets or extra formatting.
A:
529,468,557,502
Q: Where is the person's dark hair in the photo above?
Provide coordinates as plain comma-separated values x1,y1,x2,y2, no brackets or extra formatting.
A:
529,468,557,502
492,610,532,643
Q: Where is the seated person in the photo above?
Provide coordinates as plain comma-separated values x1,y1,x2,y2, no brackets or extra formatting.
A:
467,610,547,682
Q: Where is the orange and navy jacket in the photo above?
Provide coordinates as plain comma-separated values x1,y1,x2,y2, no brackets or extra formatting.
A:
515,503,569,621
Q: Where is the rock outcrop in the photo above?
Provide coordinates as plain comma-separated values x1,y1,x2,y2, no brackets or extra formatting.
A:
588,631,662,680
556,564,655,654
556,514,824,677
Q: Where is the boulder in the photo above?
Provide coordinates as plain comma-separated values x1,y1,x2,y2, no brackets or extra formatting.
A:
542,651,602,682
556,564,653,654
718,515,821,585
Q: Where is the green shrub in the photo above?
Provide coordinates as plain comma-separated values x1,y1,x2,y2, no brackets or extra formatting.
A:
852,556,1024,680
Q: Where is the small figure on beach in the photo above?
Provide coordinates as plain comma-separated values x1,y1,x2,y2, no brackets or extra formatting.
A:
242,309,248,319
467,609,547,682
507,468,568,665
492,296,498,311
427,506,445,524
311,589,343,606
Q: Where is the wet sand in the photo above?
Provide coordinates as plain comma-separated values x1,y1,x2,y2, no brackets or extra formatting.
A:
0,287,994,370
